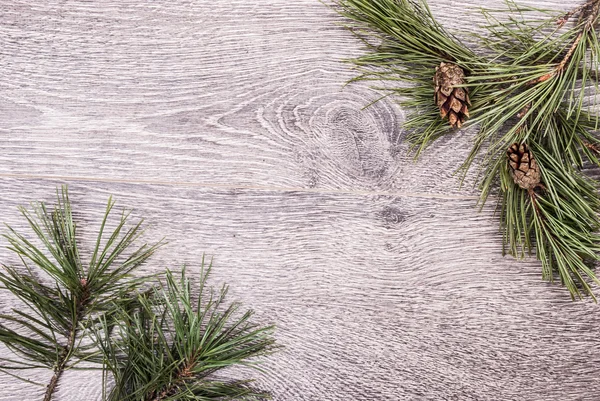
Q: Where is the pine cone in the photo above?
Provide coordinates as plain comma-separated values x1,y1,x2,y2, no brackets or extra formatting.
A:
434,62,470,128
507,143,541,191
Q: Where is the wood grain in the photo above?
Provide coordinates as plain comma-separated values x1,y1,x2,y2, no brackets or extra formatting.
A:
1,180,599,401
1,0,600,400
0,0,493,197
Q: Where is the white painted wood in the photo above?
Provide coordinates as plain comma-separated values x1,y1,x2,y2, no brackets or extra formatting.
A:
1,1,599,400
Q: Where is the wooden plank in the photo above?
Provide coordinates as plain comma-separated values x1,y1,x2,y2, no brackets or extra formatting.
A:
0,0,524,197
2,0,600,400
0,180,598,401
0,0,579,198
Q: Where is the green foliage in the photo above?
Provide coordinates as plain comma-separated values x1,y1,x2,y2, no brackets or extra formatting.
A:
336,0,483,155
475,1,600,300
467,1,600,178
0,186,162,399
93,264,277,401
0,188,277,400
500,140,600,299
336,0,600,299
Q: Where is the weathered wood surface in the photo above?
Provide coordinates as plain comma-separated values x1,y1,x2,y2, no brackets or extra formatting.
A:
1,1,600,400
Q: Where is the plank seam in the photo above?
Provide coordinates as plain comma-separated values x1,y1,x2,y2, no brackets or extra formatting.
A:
0,173,479,200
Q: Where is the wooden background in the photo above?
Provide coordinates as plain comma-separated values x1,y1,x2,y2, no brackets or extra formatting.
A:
2,1,600,400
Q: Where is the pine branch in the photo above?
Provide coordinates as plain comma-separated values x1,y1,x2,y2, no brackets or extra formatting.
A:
337,0,600,299
0,186,162,400
468,0,600,162
335,0,484,154
473,1,600,299
93,261,278,401
501,141,600,299
535,0,600,83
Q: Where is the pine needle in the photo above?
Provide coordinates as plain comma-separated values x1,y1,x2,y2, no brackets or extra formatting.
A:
92,261,278,401
336,0,600,299
0,186,162,400
336,0,484,155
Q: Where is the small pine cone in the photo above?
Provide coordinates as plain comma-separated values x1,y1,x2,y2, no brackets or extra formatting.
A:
507,143,541,191
434,62,471,128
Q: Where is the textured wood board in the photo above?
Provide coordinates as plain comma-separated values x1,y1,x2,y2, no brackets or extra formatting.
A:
1,1,600,400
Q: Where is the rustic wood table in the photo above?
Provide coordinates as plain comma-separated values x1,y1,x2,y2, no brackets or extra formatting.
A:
1,1,599,400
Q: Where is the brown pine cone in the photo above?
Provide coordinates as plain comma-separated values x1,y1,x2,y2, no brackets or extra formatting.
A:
434,62,470,128
507,143,542,191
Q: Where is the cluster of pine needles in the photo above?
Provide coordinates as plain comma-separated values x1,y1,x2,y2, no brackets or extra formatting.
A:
336,0,600,300
0,187,277,400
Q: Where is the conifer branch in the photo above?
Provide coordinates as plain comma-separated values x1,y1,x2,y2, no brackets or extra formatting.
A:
336,0,484,154
0,187,162,400
0,188,278,399
93,263,278,401
475,2,600,299
534,0,600,83
336,0,600,299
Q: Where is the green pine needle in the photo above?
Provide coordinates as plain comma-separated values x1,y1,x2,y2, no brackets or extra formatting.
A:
336,0,600,299
0,186,162,400
336,0,483,155
93,261,278,401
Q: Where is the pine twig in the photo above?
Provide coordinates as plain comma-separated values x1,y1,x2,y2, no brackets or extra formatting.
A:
464,1,600,299
93,265,278,401
584,140,600,153
337,0,600,299
43,278,90,401
0,186,162,400
534,0,600,83
43,330,74,401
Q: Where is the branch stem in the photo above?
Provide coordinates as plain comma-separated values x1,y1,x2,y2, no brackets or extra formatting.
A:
147,369,189,400
43,339,74,401
584,140,600,152
534,0,600,83
43,359,66,401
43,286,88,401
147,354,199,401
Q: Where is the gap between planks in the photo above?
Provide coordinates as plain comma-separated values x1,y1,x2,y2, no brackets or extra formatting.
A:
0,173,479,201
